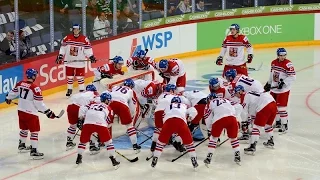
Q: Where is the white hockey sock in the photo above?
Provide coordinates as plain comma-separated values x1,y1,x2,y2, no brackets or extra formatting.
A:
152,128,161,142
30,132,39,149
67,76,74,89
207,136,218,154
185,143,196,158
126,125,137,144
250,124,262,144
19,130,28,143
77,143,86,155
67,124,77,138
278,107,288,124
90,133,98,145
105,140,115,157
154,140,166,158
264,125,274,139
230,138,240,152
76,76,85,91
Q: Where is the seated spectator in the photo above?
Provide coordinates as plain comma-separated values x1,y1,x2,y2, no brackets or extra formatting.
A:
176,0,191,15
0,31,16,57
18,30,33,59
54,0,74,14
196,0,205,12
93,12,112,40
117,7,137,34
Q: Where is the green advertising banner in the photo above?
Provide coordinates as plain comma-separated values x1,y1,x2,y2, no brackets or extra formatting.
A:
197,14,314,51
142,3,320,29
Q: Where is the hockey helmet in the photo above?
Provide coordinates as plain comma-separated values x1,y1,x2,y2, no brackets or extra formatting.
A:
207,93,218,101
86,84,97,92
158,59,169,70
234,85,245,94
100,92,112,103
277,48,287,56
165,84,177,92
135,50,146,58
26,68,38,79
209,78,220,87
230,24,240,31
224,69,237,79
112,56,124,64
124,78,135,88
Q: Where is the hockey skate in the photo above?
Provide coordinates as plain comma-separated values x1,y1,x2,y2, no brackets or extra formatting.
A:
234,151,241,165
66,137,76,151
238,133,250,141
79,90,84,93
109,156,120,170
244,141,257,155
279,124,288,134
172,141,185,152
191,157,199,170
89,141,100,155
30,148,44,160
76,154,82,165
203,153,213,168
150,141,156,152
133,143,141,154
263,136,274,149
66,89,72,97
18,140,31,153
151,156,158,168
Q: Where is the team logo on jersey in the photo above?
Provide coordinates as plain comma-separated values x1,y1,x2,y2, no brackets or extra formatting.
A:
70,46,79,56
229,47,238,57
273,71,280,82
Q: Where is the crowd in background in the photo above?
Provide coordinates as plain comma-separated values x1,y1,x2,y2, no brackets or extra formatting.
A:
0,0,318,65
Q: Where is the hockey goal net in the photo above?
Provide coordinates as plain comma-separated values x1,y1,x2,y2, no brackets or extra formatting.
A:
99,69,155,139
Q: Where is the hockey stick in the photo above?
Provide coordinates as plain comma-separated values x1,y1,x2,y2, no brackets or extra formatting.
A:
248,62,263,71
12,102,65,118
171,136,209,162
139,136,152,146
217,138,229,147
72,128,81,141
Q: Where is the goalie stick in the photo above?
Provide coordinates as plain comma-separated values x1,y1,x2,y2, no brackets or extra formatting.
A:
12,102,65,118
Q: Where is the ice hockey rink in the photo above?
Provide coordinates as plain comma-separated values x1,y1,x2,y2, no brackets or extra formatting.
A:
1,46,320,180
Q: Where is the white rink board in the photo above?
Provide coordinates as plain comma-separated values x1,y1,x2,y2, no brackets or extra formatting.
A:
315,13,320,40
109,23,197,59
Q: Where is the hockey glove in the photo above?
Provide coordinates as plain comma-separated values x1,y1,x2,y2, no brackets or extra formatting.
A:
277,79,285,89
216,56,223,65
89,55,97,63
44,109,56,119
264,82,271,92
101,72,113,79
55,54,63,64
5,94,11,104
77,119,84,130
247,54,253,63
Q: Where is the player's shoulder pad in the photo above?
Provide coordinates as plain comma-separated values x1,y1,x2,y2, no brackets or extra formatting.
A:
286,61,294,68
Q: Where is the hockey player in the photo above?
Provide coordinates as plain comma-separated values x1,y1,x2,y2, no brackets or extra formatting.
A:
203,93,241,166
65,84,99,151
156,58,186,93
264,48,296,133
76,92,120,169
225,69,264,93
234,85,277,154
5,68,57,159
151,97,199,169
133,79,163,122
93,56,125,91
109,78,141,152
209,78,233,99
56,24,97,97
127,49,156,80
216,23,253,77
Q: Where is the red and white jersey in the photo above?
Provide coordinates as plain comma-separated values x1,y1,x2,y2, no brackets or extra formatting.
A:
133,79,161,99
218,77,230,87
204,98,236,124
127,56,155,70
219,34,253,66
7,80,48,116
183,90,207,107
155,93,175,112
110,86,137,109
268,59,296,93
240,91,275,116
163,103,197,124
59,34,93,68
79,102,110,127
156,58,185,82
70,91,99,106
95,62,123,76
231,74,264,92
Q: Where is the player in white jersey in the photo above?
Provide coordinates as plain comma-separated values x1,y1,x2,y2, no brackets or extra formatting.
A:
156,58,186,92
151,97,199,169
234,85,277,155
127,49,156,80
76,92,120,169
225,69,264,93
109,78,141,152
264,48,296,133
65,84,99,151
5,69,57,160
203,93,241,166
216,23,253,77
55,24,96,97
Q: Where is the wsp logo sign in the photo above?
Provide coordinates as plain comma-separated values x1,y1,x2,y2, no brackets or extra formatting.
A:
130,31,173,56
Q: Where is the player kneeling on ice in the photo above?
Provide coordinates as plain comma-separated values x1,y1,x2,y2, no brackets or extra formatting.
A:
156,58,186,93
234,85,277,155
76,92,120,169
151,97,199,169
93,56,125,91
127,49,155,80
225,69,264,93
109,78,141,152
65,84,100,151
204,93,241,166
5,68,58,160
